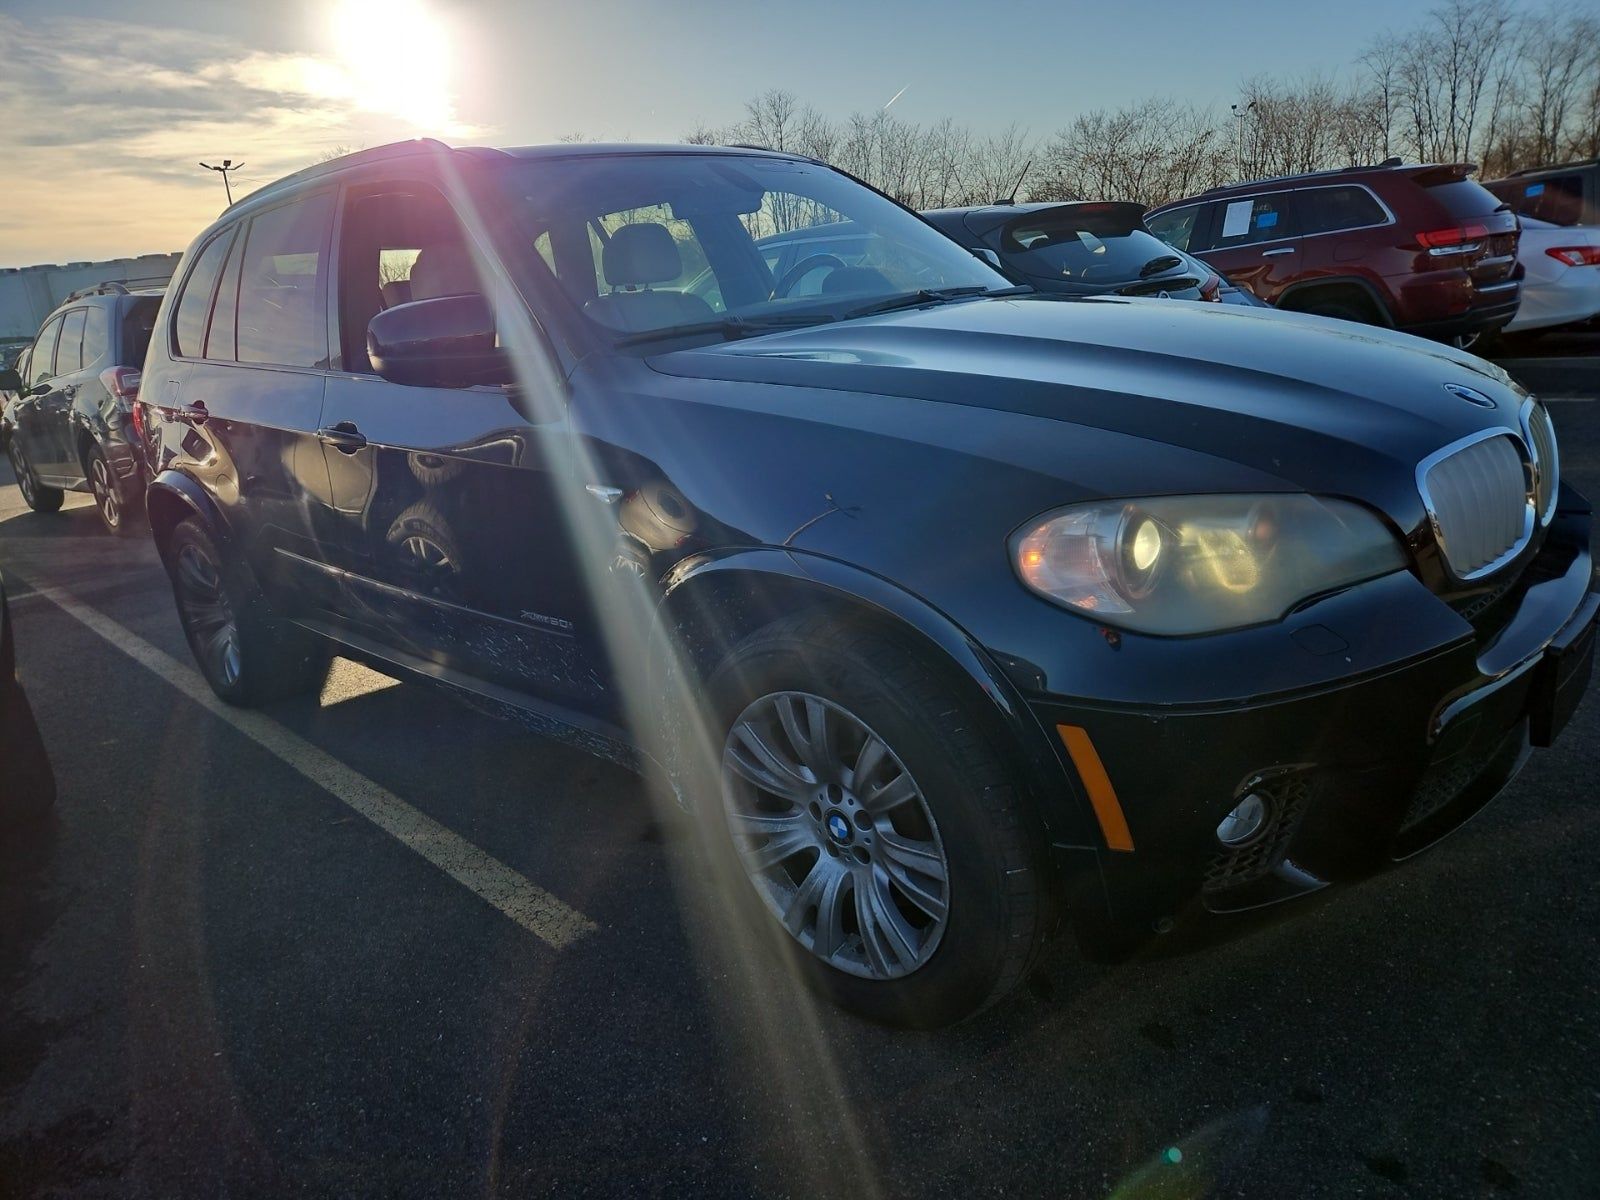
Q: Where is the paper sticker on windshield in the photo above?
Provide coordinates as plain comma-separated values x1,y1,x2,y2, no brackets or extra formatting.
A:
1221,200,1253,239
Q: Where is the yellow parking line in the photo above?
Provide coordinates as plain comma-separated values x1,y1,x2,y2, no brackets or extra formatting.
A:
22,579,599,951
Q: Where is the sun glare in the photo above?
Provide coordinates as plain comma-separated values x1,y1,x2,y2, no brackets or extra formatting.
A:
329,0,455,131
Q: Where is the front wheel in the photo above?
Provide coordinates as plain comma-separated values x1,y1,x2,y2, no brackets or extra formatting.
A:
703,613,1053,1027
7,438,64,513
165,518,328,706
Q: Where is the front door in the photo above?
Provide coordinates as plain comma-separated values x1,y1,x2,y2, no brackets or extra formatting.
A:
313,181,610,718
13,317,61,479
1193,192,1303,303
36,308,88,481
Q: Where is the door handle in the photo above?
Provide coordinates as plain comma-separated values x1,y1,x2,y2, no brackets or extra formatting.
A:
181,400,209,425
1261,247,1296,257
316,422,367,453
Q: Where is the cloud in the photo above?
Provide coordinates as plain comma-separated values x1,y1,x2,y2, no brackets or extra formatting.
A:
0,14,481,265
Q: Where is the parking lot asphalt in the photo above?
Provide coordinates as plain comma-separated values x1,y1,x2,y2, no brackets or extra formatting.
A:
1,344,1597,1200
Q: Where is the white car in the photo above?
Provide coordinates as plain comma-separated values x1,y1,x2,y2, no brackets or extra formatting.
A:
1505,216,1600,333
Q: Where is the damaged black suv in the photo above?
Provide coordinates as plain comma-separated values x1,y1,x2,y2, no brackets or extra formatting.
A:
136,140,1597,1026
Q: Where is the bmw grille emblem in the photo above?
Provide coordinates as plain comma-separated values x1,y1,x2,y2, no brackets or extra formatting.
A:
1444,382,1496,408
826,812,852,843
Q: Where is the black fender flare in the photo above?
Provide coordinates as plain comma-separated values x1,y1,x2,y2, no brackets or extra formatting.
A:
648,545,1104,857
1276,275,1395,326
144,468,232,560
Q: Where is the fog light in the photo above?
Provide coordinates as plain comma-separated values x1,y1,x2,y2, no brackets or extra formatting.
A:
1216,792,1270,847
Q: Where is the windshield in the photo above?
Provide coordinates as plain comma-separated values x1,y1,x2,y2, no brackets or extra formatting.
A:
494,153,1009,341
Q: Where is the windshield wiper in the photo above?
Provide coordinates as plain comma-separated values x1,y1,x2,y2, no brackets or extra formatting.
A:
614,311,835,348
841,284,1031,321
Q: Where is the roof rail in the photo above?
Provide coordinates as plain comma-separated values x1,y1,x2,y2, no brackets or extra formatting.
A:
227,138,453,210
62,281,130,304
1509,157,1600,176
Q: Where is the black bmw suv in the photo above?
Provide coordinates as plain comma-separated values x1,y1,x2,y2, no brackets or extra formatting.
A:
1,283,160,534
137,140,1597,1026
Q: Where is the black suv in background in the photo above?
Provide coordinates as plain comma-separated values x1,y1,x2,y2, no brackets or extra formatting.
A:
1485,159,1600,227
136,140,1595,1026
921,201,1259,305
1,283,160,534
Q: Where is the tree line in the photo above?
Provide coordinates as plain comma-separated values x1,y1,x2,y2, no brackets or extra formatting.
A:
666,0,1597,210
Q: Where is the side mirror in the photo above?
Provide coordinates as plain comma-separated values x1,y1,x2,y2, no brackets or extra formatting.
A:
0,367,20,394
29,381,50,397
367,294,510,389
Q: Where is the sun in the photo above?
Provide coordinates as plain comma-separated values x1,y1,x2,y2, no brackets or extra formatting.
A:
329,0,456,131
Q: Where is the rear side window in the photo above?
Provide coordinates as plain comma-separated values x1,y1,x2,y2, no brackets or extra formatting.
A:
236,192,334,368
1299,187,1387,236
28,319,59,387
1507,174,1584,226
54,309,86,373
81,305,110,369
172,232,233,358
1147,205,1202,252
207,232,243,361
1423,179,1506,221
1002,219,1181,284
1211,194,1295,247
121,297,160,366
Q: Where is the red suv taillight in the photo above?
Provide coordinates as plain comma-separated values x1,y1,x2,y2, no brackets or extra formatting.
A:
1546,245,1600,267
1417,224,1489,256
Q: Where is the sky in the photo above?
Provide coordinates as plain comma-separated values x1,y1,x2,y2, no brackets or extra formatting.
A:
0,0,1536,266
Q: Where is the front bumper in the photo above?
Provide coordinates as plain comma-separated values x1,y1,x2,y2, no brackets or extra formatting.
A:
1031,497,1597,938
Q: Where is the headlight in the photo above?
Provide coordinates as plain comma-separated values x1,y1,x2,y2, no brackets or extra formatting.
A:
1013,494,1405,635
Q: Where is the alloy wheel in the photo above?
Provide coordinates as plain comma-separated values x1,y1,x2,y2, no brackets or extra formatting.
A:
173,542,242,688
9,441,36,506
90,455,120,529
721,691,950,980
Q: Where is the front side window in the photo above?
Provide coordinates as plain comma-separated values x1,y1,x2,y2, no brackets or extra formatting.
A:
1211,194,1295,247
1148,205,1202,252
54,309,86,374
236,192,333,368
1298,187,1387,236
172,231,233,359
493,153,1008,340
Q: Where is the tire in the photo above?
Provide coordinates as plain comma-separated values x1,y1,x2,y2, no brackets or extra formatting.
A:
6,438,64,513
700,611,1053,1027
164,517,329,706
85,443,138,536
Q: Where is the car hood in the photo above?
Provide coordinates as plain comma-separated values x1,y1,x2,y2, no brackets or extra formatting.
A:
644,294,1528,528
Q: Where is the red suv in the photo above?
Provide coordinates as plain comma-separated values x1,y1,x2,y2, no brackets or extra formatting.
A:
1146,162,1522,344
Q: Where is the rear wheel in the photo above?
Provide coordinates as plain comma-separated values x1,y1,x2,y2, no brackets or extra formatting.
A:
165,518,328,706
86,444,137,536
7,438,63,513
703,613,1053,1027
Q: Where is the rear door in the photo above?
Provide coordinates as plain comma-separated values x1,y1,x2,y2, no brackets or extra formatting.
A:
1190,191,1303,301
37,308,88,479
314,180,608,714
166,192,336,611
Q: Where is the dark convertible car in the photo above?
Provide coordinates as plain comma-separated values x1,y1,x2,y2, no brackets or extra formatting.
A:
135,140,1597,1026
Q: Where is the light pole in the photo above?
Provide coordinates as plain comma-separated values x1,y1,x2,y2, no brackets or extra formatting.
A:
199,159,244,206
1230,102,1255,180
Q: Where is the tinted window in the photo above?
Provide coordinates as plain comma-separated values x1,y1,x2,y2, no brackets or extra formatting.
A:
236,192,333,368
81,305,110,369
1147,205,1203,252
1299,186,1387,235
207,231,243,361
122,297,160,366
1509,174,1584,226
54,309,86,373
1211,194,1295,247
27,319,59,386
1423,179,1506,221
1002,217,1182,284
173,231,233,358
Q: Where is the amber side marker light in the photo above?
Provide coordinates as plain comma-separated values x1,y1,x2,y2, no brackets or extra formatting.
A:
1056,723,1135,852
